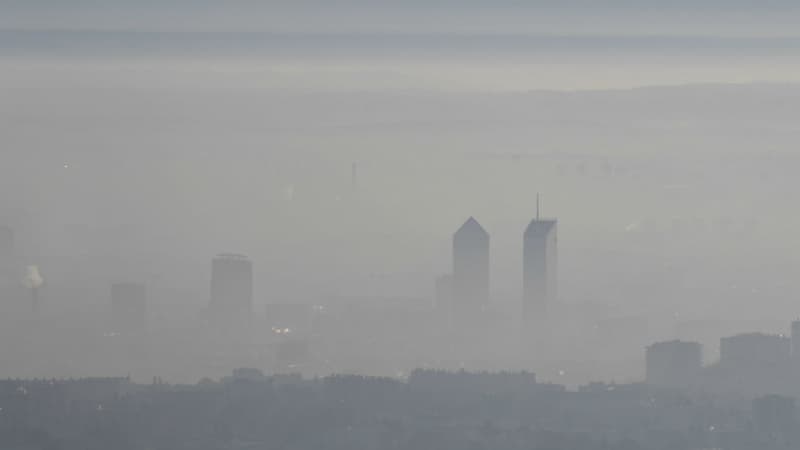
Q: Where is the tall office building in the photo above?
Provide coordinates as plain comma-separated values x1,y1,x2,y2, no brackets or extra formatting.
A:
522,204,557,324
452,217,490,320
210,254,253,323
111,282,146,334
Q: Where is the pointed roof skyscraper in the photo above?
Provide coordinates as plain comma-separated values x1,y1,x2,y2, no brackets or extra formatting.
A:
455,216,489,238
452,217,490,325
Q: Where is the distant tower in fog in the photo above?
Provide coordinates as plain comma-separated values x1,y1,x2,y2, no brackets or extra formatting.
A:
523,196,557,324
210,254,253,323
452,217,490,319
111,282,146,334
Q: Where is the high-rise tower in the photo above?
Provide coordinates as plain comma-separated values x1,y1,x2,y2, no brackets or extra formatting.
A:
210,254,253,324
522,198,557,324
452,217,490,321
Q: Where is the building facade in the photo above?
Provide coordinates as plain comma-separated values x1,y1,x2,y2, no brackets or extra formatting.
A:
720,333,791,367
452,217,490,322
646,340,703,387
210,254,253,324
522,217,557,324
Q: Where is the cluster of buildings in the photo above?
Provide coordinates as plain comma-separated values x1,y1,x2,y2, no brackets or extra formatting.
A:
646,320,800,396
0,206,561,378
8,205,800,393
438,206,558,333
1,368,797,450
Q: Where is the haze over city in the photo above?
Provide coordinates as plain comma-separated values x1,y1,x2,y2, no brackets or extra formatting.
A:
3,2,800,449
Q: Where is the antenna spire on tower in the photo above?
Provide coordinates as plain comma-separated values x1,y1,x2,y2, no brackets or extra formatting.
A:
536,193,540,221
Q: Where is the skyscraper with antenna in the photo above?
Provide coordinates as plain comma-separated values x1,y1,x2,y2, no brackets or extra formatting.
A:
522,195,557,326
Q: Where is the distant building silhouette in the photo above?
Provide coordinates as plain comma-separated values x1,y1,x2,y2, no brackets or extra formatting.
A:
452,217,490,322
522,202,557,325
276,339,311,367
720,333,791,367
752,395,796,437
210,254,253,324
792,320,800,360
646,340,702,388
408,369,539,395
111,282,146,334
228,367,267,382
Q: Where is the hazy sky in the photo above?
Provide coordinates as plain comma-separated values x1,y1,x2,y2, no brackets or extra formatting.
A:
4,1,800,35
4,1,800,382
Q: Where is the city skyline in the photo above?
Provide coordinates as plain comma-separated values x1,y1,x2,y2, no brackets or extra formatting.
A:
4,2,800,447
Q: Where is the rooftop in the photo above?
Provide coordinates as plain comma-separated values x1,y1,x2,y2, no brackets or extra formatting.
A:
524,218,557,237
214,253,250,261
454,216,489,238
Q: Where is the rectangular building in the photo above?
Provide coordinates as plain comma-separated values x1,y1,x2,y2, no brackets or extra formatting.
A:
523,218,557,324
645,340,702,387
